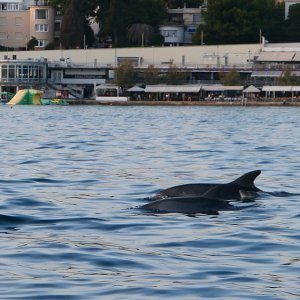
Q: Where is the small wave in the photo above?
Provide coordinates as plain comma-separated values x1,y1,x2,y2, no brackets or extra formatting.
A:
268,191,300,197
6,197,55,208
35,144,65,150
19,160,41,165
0,214,32,225
0,213,106,230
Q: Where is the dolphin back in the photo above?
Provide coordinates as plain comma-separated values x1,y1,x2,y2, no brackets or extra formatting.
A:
141,196,234,214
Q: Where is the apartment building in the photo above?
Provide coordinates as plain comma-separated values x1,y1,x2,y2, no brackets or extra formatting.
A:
0,0,55,49
159,3,206,46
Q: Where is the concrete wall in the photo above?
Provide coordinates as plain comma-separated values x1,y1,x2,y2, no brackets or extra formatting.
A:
3,43,263,68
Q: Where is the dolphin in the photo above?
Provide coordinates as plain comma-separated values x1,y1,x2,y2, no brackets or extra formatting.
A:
151,170,262,201
141,190,253,215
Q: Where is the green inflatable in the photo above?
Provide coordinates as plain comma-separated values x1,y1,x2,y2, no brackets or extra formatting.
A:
8,89,43,105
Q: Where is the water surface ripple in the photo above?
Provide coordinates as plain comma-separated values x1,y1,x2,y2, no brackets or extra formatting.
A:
0,106,299,299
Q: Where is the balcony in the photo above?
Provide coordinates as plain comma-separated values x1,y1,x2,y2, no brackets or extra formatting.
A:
30,1,50,7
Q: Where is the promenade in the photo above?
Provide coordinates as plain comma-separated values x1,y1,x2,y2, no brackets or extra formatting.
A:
67,99,300,106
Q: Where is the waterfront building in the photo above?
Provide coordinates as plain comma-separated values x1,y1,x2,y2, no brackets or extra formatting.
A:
1,42,299,98
252,42,300,85
0,0,55,50
0,55,47,93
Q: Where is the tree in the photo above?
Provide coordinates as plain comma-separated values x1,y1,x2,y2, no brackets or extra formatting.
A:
84,19,96,47
277,67,300,85
27,36,38,50
127,24,154,46
149,32,164,46
50,0,98,48
193,0,284,45
219,69,241,85
49,0,99,16
102,0,166,46
115,61,137,89
144,65,160,84
45,42,55,50
60,0,85,48
164,64,187,84
283,4,300,42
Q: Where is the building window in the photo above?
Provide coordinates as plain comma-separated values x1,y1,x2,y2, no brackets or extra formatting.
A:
0,3,20,11
0,32,8,40
192,14,201,24
171,31,177,38
161,30,177,38
0,63,46,83
161,30,169,37
7,4,20,11
15,17,23,26
1,64,8,80
36,39,48,47
0,17,7,25
35,9,48,20
35,24,49,32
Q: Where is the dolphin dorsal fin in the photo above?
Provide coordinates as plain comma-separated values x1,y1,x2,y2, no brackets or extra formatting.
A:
231,170,261,189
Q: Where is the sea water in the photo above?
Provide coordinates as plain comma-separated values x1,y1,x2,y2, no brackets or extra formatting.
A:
0,105,299,299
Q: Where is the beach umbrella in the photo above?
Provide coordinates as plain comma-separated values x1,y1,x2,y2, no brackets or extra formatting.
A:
243,85,260,93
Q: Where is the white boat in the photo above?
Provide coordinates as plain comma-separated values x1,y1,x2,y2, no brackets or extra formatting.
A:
95,85,128,102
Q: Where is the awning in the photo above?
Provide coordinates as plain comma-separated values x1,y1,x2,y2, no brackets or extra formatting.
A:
251,70,283,77
223,86,244,91
201,85,224,92
292,52,300,62
243,85,260,93
201,85,243,91
291,86,300,92
256,51,295,62
127,85,145,92
144,85,201,93
262,86,292,92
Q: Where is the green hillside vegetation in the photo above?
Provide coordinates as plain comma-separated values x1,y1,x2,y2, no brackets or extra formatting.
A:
49,0,300,48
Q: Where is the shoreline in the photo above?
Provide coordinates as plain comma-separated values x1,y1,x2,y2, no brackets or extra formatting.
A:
67,99,300,107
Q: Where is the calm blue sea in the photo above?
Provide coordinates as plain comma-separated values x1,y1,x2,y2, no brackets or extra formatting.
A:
0,105,299,299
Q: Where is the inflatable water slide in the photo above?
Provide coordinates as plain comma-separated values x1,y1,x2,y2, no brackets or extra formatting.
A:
7,89,44,105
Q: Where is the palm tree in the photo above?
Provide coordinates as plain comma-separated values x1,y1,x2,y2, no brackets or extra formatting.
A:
127,23,154,46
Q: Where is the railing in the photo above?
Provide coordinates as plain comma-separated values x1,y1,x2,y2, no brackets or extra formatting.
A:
0,78,47,84
254,63,300,71
29,1,50,7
